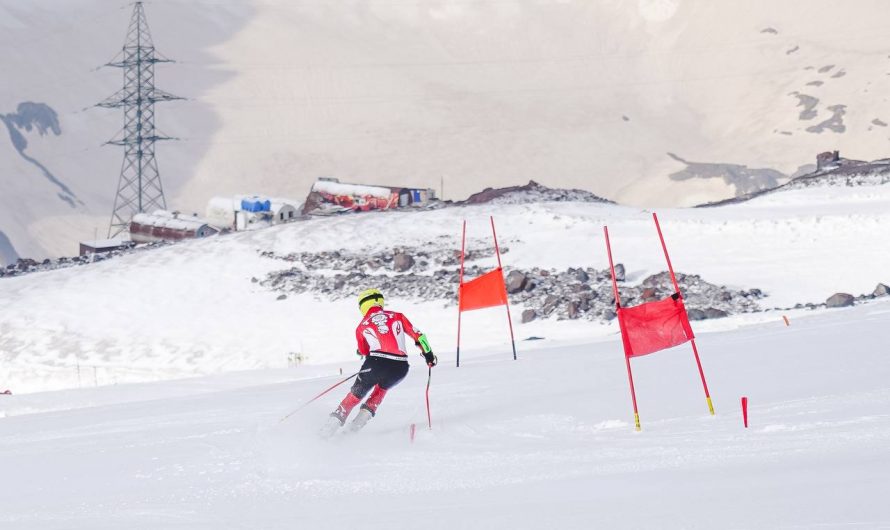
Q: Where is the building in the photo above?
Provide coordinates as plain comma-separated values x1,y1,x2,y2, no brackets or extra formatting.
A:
310,179,397,212
79,238,135,256
270,201,298,223
206,197,238,230
206,195,302,230
129,211,218,244
303,178,437,215
395,187,435,207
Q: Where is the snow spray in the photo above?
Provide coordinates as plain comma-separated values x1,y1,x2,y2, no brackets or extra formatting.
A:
741,396,749,428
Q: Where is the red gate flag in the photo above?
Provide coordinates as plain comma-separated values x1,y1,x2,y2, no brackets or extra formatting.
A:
617,294,695,357
459,268,508,312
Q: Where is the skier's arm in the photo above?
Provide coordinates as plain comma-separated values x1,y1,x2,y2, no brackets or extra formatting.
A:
401,314,436,366
400,314,430,352
416,334,432,354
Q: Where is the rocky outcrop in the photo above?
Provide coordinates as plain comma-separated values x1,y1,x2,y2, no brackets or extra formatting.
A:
393,252,414,272
614,263,625,282
505,270,529,294
826,293,855,308
462,180,613,206
259,247,765,324
0,242,168,278
260,248,883,323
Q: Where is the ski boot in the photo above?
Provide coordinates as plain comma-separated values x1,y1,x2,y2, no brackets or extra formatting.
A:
348,404,375,433
319,408,347,439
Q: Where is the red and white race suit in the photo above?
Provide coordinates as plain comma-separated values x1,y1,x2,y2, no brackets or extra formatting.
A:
356,306,423,360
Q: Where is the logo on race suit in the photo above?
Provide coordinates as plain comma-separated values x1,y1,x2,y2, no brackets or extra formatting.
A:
370,313,390,334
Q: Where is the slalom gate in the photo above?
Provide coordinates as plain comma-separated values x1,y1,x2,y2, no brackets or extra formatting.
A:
455,216,517,367
604,213,715,431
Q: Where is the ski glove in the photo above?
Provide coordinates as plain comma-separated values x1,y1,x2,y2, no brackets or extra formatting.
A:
422,351,438,367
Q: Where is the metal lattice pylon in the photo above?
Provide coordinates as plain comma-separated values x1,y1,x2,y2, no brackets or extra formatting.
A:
97,2,182,238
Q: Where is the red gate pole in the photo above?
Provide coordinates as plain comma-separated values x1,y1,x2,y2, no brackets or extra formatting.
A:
456,220,467,368
652,213,715,416
490,216,517,361
605,226,641,431
689,338,714,415
652,212,681,293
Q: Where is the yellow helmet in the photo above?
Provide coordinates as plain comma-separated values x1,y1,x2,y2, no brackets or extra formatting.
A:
358,288,384,315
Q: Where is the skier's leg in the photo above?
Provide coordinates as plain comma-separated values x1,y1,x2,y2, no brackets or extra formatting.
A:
330,358,377,424
348,385,385,432
348,360,409,433
362,385,387,416
331,393,361,424
350,360,409,431
348,385,384,433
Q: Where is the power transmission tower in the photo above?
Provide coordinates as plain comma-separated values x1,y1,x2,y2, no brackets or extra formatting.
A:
97,1,182,238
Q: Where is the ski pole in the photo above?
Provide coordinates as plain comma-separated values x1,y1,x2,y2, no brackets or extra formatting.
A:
425,366,432,430
280,369,369,423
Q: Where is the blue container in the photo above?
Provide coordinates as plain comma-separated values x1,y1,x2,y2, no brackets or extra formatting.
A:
241,198,271,212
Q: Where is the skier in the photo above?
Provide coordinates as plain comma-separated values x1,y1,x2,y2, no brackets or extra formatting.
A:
321,288,437,437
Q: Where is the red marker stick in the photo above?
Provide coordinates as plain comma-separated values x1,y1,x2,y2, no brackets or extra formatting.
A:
741,396,749,428
410,423,417,443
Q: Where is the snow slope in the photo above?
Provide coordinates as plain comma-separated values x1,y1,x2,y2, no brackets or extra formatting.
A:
1,182,889,394
3,0,890,261
1,151,889,527
0,299,888,529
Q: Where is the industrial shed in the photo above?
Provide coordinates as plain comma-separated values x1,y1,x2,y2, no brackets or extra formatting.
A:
270,201,298,223
303,178,437,215
206,197,238,230
129,212,218,244
206,196,301,230
78,239,135,256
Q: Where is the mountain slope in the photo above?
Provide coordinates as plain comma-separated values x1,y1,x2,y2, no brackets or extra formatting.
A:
2,0,890,261
2,181,888,393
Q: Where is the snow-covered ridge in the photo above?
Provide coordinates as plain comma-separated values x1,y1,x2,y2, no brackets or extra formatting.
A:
700,155,890,206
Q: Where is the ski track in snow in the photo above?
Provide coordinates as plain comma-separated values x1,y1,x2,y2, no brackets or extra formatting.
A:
1,300,890,528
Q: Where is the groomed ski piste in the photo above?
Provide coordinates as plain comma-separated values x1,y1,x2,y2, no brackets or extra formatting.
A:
1,182,890,528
